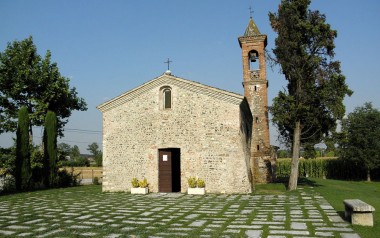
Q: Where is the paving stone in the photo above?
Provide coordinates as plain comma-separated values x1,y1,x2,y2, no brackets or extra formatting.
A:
320,205,334,210
17,232,33,237
0,230,16,235
292,218,324,222
291,222,307,230
121,227,136,231
241,209,252,214
328,215,345,222
212,220,226,224
63,220,75,224
340,233,361,238
315,227,353,232
333,223,350,227
273,215,286,221
81,232,98,236
122,220,148,225
245,230,262,238
312,222,327,227
156,232,188,236
270,230,309,235
228,225,262,229
268,225,285,229
7,225,30,229
82,221,106,226
251,221,284,225
36,229,63,238
76,214,93,220
315,231,335,237
185,214,199,219
169,228,193,231
189,220,207,227
141,211,153,216
104,234,122,238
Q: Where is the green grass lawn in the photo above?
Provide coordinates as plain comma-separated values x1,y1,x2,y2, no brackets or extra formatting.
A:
256,178,380,237
300,178,380,238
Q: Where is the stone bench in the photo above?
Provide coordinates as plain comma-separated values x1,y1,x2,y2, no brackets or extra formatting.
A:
343,199,375,226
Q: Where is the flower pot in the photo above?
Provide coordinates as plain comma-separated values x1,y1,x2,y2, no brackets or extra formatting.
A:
131,187,149,194
188,187,205,195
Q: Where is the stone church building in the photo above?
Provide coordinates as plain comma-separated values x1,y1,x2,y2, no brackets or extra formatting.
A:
97,17,276,194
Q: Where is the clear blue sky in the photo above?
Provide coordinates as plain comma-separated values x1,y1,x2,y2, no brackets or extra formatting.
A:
1,0,379,152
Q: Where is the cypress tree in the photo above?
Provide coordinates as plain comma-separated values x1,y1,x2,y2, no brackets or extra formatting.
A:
43,111,58,187
16,106,31,190
269,0,352,190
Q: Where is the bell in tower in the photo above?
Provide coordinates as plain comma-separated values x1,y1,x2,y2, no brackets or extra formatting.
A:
250,51,258,62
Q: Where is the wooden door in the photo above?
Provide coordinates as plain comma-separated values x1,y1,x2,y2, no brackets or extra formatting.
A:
159,149,172,192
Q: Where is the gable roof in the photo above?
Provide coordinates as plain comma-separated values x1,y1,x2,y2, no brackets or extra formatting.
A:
97,73,243,112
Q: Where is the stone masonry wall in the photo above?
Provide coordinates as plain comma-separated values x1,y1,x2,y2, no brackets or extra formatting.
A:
101,76,252,194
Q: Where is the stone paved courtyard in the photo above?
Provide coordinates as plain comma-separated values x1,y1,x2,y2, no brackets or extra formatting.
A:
0,186,360,237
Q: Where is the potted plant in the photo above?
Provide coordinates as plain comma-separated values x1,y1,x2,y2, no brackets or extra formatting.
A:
187,177,205,195
131,178,149,194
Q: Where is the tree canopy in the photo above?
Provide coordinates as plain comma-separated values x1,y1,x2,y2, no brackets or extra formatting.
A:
339,102,380,181
269,0,352,190
87,142,102,167
0,36,87,135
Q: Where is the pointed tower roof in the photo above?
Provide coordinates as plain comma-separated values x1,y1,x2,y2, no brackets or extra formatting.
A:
238,17,267,48
244,17,261,36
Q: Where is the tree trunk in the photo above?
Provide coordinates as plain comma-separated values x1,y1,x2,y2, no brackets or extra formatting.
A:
288,120,301,190
367,168,371,182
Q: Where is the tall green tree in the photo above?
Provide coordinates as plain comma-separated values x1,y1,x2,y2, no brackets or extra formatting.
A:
71,145,81,159
0,36,87,136
58,143,72,161
269,0,352,190
339,103,380,181
87,142,102,166
43,111,58,187
15,106,31,190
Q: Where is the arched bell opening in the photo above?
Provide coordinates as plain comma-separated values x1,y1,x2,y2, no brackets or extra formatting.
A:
248,50,259,80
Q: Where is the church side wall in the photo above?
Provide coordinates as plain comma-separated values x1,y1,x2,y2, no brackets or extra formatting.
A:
239,98,254,187
101,84,251,193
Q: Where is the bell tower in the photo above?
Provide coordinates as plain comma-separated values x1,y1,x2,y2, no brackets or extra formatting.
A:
239,16,274,183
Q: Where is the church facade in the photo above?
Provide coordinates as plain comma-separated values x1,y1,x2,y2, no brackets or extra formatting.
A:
97,17,276,193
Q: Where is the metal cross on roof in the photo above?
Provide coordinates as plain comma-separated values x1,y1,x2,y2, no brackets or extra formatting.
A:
164,58,172,70
249,6,254,18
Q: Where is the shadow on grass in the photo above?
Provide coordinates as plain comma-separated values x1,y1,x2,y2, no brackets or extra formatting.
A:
275,177,322,189
255,177,324,195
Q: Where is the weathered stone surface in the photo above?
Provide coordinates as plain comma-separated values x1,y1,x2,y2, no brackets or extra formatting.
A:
351,212,374,226
344,199,375,212
245,230,262,238
98,74,253,193
344,199,375,226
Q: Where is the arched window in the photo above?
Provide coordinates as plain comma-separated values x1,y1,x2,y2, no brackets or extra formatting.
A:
249,50,259,70
163,87,172,109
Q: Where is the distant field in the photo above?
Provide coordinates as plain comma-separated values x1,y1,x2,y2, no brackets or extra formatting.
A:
62,167,102,181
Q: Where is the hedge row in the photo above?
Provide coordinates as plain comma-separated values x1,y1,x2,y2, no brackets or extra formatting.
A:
276,158,380,180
